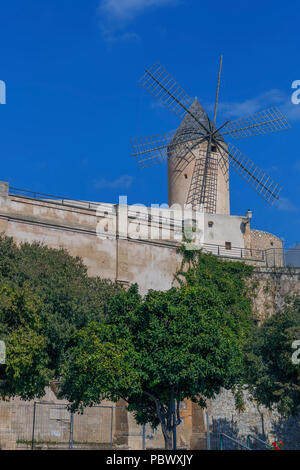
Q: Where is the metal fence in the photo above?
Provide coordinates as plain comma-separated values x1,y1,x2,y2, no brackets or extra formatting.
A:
30,402,127,450
0,402,34,450
265,248,300,268
0,401,167,450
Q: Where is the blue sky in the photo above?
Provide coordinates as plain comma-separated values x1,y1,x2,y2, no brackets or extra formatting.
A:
0,0,299,247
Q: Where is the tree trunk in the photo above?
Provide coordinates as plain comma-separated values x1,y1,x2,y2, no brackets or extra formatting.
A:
162,427,173,450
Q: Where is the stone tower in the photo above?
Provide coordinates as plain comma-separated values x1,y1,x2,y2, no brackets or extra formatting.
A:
167,98,230,215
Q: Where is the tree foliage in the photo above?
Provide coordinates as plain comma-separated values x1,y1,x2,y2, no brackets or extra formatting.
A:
244,295,300,417
60,248,255,448
0,234,121,400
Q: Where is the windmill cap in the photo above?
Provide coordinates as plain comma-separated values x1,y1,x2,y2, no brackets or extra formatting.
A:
169,97,210,143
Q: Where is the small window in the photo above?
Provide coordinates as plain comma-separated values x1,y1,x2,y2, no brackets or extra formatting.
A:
211,145,217,152
225,242,232,250
208,221,214,228
270,241,274,246
184,174,188,179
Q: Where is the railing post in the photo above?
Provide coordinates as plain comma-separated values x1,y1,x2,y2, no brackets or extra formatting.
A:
206,412,211,450
220,433,223,450
142,424,146,450
31,402,37,450
172,398,177,450
69,411,74,450
110,407,114,450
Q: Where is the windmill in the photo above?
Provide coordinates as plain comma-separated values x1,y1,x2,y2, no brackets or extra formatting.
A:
131,58,290,215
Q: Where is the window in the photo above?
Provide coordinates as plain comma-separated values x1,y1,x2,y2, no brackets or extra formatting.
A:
225,242,232,250
211,145,217,152
184,174,188,179
208,221,214,228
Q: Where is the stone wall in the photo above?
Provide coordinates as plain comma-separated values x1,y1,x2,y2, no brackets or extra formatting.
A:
252,268,300,322
250,229,283,251
0,190,182,295
208,388,300,450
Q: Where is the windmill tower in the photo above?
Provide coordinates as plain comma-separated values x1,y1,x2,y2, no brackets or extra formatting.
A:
131,58,290,214
167,97,230,215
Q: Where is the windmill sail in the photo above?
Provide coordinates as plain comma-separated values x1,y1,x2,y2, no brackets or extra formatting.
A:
186,148,219,213
131,128,206,168
220,107,290,139
217,141,282,205
139,63,210,134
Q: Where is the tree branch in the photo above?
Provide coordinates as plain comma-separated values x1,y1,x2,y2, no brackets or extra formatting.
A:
144,390,166,429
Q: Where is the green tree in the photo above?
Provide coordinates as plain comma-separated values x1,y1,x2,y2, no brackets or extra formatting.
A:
245,296,300,417
0,283,52,399
60,249,254,449
0,234,121,399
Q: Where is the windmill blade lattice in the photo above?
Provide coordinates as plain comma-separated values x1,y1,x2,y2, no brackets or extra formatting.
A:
131,131,207,169
131,131,176,168
220,107,290,139
217,141,282,205
186,148,219,213
218,148,230,184
139,63,210,134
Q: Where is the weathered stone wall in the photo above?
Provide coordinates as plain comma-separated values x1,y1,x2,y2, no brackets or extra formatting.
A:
0,192,182,295
252,268,300,322
251,229,283,251
208,388,300,450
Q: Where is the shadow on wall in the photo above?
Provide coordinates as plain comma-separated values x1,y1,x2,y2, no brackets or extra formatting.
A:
211,413,300,450
211,417,240,450
271,415,300,450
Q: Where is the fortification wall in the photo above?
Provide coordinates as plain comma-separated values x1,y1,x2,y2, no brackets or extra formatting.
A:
0,183,299,449
0,188,182,295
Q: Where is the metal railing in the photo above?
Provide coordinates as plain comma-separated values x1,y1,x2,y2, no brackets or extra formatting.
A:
247,434,270,450
202,243,265,262
9,186,106,212
219,433,251,450
265,248,300,268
